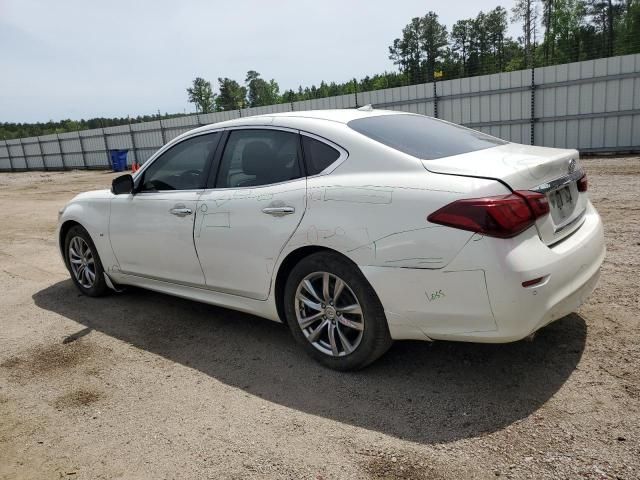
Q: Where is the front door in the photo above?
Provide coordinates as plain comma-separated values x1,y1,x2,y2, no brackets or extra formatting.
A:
109,132,221,285
194,128,306,300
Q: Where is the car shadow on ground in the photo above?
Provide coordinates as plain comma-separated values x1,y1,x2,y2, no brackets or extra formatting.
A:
33,280,586,444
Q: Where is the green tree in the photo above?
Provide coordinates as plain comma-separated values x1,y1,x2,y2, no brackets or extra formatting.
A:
511,0,540,67
389,12,447,82
215,78,247,111
245,70,281,107
617,0,640,54
486,7,509,71
389,17,424,82
451,19,473,76
186,77,216,113
421,12,449,81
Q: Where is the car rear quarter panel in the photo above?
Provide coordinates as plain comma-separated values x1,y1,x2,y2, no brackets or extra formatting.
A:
282,168,509,271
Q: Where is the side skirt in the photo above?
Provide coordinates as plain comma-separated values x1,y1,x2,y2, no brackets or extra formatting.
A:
109,271,282,323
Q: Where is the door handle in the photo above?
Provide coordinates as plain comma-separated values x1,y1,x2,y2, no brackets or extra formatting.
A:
170,206,193,217
262,206,295,216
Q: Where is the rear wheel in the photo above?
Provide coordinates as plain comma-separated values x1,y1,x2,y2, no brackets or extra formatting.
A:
284,252,392,370
64,225,109,297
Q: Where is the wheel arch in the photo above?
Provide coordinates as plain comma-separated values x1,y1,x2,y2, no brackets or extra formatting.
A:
273,245,363,322
59,220,83,262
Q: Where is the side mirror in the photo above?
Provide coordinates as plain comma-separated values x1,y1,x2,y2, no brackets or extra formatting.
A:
111,174,134,195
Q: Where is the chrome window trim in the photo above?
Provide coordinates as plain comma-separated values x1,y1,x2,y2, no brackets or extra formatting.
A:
133,125,349,193
531,169,584,193
299,131,349,177
225,125,299,134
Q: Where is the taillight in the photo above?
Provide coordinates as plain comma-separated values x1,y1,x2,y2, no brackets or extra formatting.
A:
516,190,550,217
577,173,588,192
427,191,549,239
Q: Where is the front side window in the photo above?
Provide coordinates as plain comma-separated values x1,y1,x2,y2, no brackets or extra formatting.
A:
302,136,341,175
140,132,220,191
216,129,302,188
348,114,506,160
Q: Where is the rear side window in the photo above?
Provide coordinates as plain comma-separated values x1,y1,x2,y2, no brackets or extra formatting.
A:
302,136,341,175
347,114,506,160
216,129,302,188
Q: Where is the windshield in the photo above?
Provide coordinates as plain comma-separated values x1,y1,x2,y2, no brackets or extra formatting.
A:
348,114,507,160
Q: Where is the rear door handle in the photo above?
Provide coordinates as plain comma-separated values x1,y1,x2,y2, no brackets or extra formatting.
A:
170,205,193,217
262,206,295,216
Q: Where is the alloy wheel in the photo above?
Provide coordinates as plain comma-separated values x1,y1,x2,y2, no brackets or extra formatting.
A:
294,271,364,357
68,236,96,289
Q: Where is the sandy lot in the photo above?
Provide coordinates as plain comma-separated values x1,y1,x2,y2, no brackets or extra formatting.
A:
0,158,638,480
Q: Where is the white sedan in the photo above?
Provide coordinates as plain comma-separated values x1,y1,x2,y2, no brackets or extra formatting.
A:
57,109,605,370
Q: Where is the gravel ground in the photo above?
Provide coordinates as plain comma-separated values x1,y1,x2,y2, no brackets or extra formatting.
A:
0,157,638,480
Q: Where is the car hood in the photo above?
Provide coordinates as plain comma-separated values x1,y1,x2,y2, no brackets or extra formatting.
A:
67,189,113,204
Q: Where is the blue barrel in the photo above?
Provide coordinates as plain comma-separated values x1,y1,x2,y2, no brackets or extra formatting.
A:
109,150,129,172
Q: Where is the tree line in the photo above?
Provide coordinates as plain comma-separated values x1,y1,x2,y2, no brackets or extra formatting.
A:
3,0,639,139
0,113,188,142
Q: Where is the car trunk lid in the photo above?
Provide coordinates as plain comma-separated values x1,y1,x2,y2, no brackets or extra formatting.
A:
422,143,588,245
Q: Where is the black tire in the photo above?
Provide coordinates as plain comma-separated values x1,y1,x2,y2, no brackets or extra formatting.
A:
284,251,392,370
64,225,109,297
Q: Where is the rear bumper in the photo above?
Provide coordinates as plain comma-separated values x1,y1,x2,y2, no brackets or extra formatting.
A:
361,201,605,342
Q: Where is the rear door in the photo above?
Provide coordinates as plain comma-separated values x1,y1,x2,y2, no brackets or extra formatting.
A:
194,127,306,300
109,132,221,285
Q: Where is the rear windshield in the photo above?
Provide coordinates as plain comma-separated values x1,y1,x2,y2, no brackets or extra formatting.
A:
347,114,506,160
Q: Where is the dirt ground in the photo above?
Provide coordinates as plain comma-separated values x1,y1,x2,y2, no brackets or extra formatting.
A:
0,157,638,480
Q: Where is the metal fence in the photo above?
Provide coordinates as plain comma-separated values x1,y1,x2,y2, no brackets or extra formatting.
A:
2,53,639,172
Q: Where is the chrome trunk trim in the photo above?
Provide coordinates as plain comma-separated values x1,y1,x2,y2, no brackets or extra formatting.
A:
531,169,584,193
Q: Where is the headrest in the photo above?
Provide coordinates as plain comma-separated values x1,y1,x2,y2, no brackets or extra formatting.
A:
242,141,273,176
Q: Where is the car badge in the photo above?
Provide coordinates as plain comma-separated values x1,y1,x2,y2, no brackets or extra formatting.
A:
568,158,576,174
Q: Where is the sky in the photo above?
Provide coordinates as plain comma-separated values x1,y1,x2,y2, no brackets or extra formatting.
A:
0,0,522,123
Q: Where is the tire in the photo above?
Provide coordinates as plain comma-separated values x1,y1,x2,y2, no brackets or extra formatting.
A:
64,225,109,297
283,251,392,370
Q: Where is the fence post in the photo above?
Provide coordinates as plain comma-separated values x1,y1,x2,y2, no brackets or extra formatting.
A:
530,65,536,145
4,138,14,172
56,133,67,170
77,129,88,168
353,78,359,108
38,137,47,171
128,119,138,168
159,119,167,145
102,128,110,169
19,138,29,170
433,81,438,119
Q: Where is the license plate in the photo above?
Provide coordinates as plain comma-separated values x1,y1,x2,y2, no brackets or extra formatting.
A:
549,185,574,220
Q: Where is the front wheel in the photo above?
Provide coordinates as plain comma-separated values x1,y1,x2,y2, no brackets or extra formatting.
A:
64,225,109,297
284,252,392,370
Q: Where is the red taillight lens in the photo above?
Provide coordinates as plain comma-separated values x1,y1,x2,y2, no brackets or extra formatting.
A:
516,190,550,217
427,191,549,239
577,173,588,192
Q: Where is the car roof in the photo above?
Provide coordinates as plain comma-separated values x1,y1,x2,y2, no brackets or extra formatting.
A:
182,108,405,138
255,108,401,123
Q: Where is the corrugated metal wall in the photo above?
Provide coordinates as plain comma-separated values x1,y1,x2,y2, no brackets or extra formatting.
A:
1,53,638,172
